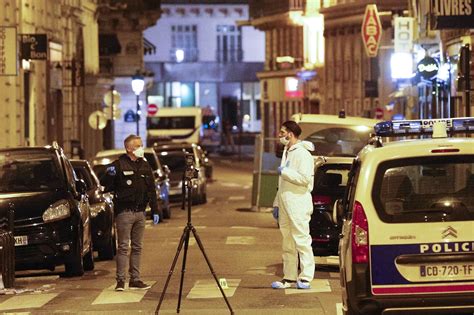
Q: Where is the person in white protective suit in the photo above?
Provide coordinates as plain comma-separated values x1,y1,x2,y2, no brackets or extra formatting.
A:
271,121,315,290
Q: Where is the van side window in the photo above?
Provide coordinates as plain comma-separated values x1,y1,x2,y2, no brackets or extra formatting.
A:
343,159,361,219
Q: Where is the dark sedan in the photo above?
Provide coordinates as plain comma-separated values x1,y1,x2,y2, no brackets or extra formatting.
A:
71,160,116,260
310,157,353,257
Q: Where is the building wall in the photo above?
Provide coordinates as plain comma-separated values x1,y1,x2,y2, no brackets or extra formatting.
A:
0,0,99,157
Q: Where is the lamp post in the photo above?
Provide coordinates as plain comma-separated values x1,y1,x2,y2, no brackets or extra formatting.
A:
131,72,145,136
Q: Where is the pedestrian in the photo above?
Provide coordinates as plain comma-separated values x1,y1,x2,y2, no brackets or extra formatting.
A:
222,120,235,154
271,121,315,290
100,134,158,291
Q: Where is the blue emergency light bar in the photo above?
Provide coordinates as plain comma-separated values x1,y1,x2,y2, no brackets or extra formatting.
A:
374,117,474,137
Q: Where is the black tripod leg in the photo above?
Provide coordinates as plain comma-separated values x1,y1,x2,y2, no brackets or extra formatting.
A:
155,226,189,315
176,225,191,313
191,227,234,315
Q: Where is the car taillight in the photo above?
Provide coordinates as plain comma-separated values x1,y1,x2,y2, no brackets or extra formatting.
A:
351,201,369,263
313,195,331,206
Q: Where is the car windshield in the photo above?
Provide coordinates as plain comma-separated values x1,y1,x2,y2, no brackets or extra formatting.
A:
147,116,195,129
373,155,474,223
0,151,62,192
73,166,95,190
156,151,186,173
300,124,372,157
314,164,351,191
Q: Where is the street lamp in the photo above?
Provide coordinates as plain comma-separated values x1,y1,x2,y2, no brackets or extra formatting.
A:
131,72,145,135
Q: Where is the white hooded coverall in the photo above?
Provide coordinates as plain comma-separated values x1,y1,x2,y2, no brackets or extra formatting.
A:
274,140,315,282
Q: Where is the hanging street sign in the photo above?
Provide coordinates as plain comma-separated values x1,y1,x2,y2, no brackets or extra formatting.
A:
20,34,48,60
361,4,382,58
430,0,474,29
0,27,17,76
417,56,439,80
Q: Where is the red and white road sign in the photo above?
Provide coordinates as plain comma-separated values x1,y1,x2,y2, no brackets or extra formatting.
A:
375,107,384,120
147,104,158,116
361,4,382,58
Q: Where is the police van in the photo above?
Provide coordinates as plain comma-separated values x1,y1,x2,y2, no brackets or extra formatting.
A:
334,117,474,315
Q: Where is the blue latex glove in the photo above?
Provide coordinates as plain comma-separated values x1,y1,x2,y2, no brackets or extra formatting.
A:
153,214,160,225
272,207,279,220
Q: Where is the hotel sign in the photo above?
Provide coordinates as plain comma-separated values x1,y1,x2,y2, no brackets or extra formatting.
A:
361,5,382,58
430,0,474,29
0,27,17,76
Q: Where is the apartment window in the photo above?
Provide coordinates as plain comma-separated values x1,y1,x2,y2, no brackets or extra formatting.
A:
171,25,198,62
216,25,242,63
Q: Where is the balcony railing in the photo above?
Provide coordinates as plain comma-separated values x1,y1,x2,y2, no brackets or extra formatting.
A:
249,0,306,19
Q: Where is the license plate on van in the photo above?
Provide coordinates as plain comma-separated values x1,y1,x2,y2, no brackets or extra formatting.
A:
420,263,474,280
14,235,28,246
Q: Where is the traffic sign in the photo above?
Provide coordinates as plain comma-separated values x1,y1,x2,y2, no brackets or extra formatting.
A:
88,111,107,130
375,107,384,120
147,104,158,116
361,4,382,58
103,90,121,107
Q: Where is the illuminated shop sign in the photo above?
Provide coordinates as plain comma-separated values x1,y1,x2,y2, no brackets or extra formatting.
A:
417,56,439,80
285,77,303,98
430,0,474,29
20,34,48,60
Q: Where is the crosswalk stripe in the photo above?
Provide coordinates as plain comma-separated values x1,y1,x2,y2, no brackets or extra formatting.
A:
228,196,245,201
336,302,343,315
284,279,332,295
92,282,156,305
225,236,255,245
245,266,276,275
230,226,258,230
186,279,240,299
0,293,59,311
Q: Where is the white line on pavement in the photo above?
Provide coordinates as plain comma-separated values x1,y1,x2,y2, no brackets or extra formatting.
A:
228,196,245,201
245,266,276,276
186,279,241,299
92,282,156,305
284,279,331,295
225,236,255,245
0,293,59,311
336,303,343,315
220,182,242,188
230,226,258,230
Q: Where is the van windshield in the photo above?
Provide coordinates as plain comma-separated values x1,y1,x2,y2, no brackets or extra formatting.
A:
300,124,372,157
372,155,474,223
147,116,195,129
0,152,61,192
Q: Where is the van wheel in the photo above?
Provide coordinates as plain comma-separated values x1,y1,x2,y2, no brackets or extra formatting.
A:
65,235,84,277
99,226,116,260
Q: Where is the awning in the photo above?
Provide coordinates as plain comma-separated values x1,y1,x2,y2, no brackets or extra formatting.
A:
144,37,156,55
99,34,122,56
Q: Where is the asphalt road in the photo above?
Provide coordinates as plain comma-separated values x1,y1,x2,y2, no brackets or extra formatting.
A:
1,157,343,315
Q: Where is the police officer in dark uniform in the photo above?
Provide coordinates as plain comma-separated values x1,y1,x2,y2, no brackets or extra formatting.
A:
101,134,158,291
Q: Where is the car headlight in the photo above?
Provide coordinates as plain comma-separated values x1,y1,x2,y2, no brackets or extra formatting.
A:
90,202,106,218
43,200,71,223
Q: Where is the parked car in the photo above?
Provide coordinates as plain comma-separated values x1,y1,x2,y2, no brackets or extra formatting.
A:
71,160,116,260
0,143,94,276
153,142,207,204
91,148,171,219
310,156,353,257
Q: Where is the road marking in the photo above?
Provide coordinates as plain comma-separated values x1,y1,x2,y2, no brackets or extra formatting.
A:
220,182,242,188
92,282,156,305
242,185,251,189
245,266,276,275
0,293,59,311
225,236,255,245
186,279,240,299
284,279,331,295
228,196,245,201
230,226,258,230
315,256,339,266
336,303,343,315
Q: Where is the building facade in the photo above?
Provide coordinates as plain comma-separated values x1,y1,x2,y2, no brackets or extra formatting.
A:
142,0,265,141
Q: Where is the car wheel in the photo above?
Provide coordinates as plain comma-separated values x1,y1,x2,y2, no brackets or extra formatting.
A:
98,226,116,260
65,233,85,277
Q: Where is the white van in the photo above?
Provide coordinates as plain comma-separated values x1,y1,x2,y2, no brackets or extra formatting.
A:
146,107,220,150
335,117,474,315
292,112,379,158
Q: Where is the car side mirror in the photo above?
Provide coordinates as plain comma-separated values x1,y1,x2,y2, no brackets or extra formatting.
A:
163,165,171,175
75,179,87,195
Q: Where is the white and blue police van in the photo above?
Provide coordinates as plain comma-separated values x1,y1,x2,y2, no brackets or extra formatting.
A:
334,117,474,315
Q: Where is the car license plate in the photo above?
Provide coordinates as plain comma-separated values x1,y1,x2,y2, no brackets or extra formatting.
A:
14,235,28,246
420,263,474,280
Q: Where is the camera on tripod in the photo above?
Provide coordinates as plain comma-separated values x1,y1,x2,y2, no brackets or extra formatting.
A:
184,152,199,180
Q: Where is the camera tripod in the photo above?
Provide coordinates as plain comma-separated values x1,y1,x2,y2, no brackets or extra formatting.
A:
155,176,234,314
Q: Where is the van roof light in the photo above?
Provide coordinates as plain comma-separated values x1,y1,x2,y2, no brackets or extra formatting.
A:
374,117,474,137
